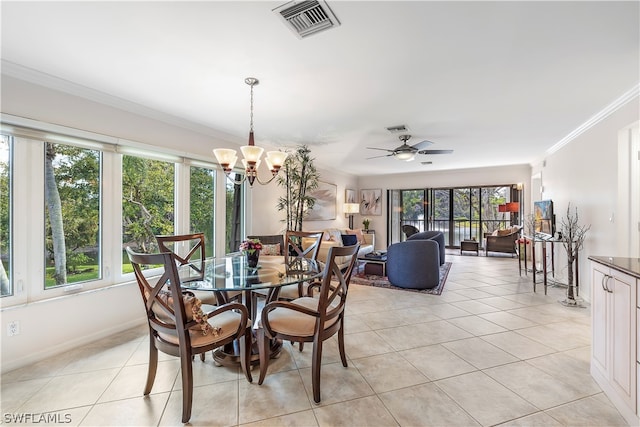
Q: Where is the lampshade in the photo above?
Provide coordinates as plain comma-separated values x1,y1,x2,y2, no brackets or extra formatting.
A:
240,144,264,163
344,203,360,215
505,202,520,213
212,148,237,170
498,204,507,213
266,151,288,170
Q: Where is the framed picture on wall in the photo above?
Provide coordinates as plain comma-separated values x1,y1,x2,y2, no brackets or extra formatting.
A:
306,181,337,220
360,188,382,216
345,189,356,203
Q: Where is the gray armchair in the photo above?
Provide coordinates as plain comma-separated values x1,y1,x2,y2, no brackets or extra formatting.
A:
386,240,440,289
406,230,446,265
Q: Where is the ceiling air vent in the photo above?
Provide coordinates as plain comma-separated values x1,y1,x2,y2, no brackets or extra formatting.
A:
274,0,340,39
386,125,409,133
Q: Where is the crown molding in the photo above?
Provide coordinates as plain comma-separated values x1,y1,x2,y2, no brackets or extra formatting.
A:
1,60,239,144
545,84,640,158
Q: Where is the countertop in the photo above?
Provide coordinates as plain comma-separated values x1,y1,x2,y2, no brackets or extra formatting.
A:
588,256,640,279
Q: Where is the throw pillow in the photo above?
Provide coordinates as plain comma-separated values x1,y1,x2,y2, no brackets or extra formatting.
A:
341,234,358,246
491,230,499,236
149,290,220,336
497,229,512,236
261,243,281,256
347,228,366,245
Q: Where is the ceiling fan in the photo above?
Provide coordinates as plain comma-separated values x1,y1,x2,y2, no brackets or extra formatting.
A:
367,134,453,162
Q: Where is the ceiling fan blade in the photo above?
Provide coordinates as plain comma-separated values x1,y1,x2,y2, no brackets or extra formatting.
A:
418,149,454,155
366,153,394,160
411,140,434,151
366,147,394,152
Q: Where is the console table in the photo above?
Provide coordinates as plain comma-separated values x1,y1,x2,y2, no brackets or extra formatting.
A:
519,235,579,295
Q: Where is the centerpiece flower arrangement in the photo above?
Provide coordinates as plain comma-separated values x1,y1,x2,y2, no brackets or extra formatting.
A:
240,238,262,268
362,218,370,231
239,238,262,254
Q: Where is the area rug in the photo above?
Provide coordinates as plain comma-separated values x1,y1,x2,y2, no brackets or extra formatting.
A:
350,262,452,295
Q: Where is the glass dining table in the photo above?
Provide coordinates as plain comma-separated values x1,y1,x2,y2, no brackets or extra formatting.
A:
180,254,323,366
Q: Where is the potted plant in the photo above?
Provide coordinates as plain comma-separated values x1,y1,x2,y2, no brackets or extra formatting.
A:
557,203,590,306
239,238,262,268
362,217,370,231
276,145,320,232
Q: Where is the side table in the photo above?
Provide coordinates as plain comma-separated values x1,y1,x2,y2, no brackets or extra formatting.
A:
460,240,479,256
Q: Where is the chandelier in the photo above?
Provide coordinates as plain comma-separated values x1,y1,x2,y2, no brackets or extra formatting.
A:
213,77,288,186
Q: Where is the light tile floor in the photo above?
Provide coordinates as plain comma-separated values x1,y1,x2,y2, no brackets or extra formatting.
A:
1,252,629,426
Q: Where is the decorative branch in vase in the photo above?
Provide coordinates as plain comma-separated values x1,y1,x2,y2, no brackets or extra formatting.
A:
557,203,590,306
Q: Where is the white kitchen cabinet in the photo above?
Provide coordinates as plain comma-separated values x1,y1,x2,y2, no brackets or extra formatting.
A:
590,258,639,426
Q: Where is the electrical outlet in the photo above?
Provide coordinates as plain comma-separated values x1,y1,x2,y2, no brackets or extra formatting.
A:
7,321,20,336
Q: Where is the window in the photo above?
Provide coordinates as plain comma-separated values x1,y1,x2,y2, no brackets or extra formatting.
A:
122,155,175,271
190,165,215,257
44,142,101,288
0,135,11,296
0,117,244,307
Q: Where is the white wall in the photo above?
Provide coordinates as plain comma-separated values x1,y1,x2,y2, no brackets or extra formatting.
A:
249,167,358,236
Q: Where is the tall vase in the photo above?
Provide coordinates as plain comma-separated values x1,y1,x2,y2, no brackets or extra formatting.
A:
246,250,260,268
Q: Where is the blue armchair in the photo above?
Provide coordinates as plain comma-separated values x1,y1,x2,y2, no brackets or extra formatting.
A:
386,240,441,289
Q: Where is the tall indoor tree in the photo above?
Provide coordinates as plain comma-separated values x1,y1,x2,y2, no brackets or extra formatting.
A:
276,145,319,231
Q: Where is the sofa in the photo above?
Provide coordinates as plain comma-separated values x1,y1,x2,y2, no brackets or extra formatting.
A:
484,226,521,256
303,228,375,270
406,230,446,265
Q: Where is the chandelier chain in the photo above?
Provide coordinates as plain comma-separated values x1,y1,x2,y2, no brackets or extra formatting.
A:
249,83,254,132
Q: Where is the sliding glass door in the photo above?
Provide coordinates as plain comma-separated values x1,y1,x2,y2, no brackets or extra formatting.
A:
390,185,520,248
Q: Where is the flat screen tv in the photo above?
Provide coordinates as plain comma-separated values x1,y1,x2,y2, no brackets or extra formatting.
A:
534,199,554,236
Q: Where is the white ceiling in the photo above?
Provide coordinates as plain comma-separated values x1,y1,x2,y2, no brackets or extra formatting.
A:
1,1,638,176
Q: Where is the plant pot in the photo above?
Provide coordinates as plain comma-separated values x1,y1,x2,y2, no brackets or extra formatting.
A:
246,250,260,268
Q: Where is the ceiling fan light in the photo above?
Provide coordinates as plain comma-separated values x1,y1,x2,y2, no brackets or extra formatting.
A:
396,151,415,161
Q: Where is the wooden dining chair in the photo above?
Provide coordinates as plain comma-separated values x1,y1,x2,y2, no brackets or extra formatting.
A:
257,244,360,403
250,231,324,319
278,230,324,300
126,247,252,423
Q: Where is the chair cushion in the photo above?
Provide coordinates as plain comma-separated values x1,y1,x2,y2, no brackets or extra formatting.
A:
262,243,281,256
148,291,217,336
158,310,243,348
266,297,339,337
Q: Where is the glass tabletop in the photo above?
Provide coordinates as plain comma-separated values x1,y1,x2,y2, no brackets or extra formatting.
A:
179,254,322,292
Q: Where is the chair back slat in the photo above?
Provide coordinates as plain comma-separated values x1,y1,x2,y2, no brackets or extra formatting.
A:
156,233,206,281
316,244,359,322
285,230,324,263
